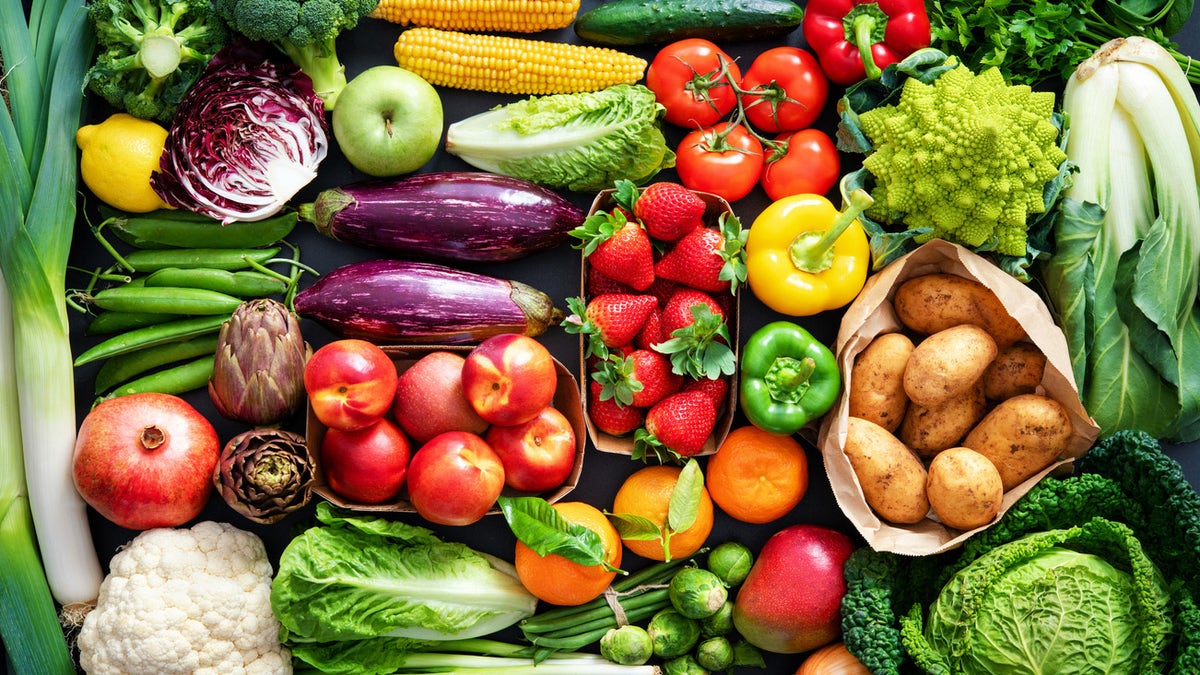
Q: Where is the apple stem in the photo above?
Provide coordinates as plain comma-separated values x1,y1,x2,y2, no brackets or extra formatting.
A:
140,426,166,451
384,114,394,138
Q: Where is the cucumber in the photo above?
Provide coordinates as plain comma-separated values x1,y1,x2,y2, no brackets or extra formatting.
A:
574,0,804,46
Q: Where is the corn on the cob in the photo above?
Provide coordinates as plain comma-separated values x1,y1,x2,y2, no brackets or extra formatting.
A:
370,0,580,33
394,27,647,95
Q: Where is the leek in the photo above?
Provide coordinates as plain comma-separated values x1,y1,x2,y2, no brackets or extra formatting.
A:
1043,36,1200,442
0,0,104,627
0,273,74,672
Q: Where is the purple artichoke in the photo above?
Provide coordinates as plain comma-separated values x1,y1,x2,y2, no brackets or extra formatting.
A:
214,428,314,524
209,298,310,426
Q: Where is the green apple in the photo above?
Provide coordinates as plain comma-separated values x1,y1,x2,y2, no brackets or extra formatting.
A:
332,66,444,177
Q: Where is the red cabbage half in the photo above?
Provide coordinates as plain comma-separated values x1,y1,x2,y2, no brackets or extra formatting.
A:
152,43,329,223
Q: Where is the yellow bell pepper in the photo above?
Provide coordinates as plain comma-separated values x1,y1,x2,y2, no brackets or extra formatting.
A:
745,189,873,316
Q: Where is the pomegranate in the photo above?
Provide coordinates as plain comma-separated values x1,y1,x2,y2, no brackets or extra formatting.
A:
73,392,220,530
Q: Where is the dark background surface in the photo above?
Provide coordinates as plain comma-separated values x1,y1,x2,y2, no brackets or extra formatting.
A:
65,2,1200,672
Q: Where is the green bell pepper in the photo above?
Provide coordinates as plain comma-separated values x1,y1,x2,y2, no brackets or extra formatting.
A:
739,321,841,435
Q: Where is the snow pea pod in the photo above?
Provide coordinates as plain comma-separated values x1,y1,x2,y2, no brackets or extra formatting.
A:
99,356,215,400
122,246,280,273
74,314,230,367
93,334,220,395
89,285,244,315
143,267,288,297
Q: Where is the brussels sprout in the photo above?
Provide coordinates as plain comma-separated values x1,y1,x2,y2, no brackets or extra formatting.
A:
669,567,729,619
599,625,654,665
695,636,735,671
662,654,709,675
699,600,734,637
648,608,702,659
706,541,754,586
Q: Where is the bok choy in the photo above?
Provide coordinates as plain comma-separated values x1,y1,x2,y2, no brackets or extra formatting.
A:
1043,36,1200,442
0,0,104,650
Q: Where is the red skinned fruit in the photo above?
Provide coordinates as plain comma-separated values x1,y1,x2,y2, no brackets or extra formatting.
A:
462,334,557,426
732,524,857,653
639,390,718,458
393,351,489,444
587,380,645,436
304,339,399,431
635,182,706,242
73,392,220,530
486,405,577,493
406,431,506,526
321,417,412,504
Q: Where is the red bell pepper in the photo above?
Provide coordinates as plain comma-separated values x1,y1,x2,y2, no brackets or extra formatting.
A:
802,0,932,86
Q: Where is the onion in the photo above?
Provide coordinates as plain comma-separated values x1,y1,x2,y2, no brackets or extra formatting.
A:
795,642,871,675
151,41,328,223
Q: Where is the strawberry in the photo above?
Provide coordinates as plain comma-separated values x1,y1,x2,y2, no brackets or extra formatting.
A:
654,214,747,294
570,210,655,291
635,306,666,350
635,390,718,460
568,294,657,349
682,376,730,413
661,289,724,337
586,266,634,297
647,276,678,308
595,348,682,408
656,289,736,380
588,380,645,436
634,182,706,242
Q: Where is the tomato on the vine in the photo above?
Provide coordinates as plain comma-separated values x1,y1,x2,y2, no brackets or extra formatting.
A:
760,128,841,201
740,47,829,134
675,122,765,202
645,39,743,128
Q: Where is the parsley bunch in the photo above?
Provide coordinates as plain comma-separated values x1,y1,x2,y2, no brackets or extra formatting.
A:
926,0,1198,85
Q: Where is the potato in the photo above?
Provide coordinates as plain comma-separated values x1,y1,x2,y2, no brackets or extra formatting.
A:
899,380,987,458
903,324,997,409
844,417,930,524
848,332,915,432
893,273,1026,348
926,447,1004,531
983,342,1046,401
963,394,1073,490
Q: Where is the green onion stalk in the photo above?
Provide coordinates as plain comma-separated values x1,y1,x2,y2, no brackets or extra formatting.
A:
0,0,105,652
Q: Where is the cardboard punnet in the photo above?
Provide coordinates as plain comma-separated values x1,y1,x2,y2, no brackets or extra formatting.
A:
817,240,1100,555
577,188,740,457
307,345,585,514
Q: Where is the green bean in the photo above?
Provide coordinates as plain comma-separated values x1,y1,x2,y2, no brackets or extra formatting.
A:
122,247,281,273
102,209,298,249
93,334,220,395
143,267,287,297
85,310,184,335
98,356,215,401
89,285,244,315
74,314,230,367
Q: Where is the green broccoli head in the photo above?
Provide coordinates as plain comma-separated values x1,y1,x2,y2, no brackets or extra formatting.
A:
211,0,380,110
856,64,1067,258
86,0,230,123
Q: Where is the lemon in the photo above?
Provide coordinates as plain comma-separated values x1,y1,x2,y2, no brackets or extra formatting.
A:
76,113,172,213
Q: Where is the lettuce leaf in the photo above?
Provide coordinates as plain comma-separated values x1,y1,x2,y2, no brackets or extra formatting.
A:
445,84,675,192
270,503,537,652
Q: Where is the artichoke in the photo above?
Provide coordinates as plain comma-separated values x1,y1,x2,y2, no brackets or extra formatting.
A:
209,298,310,426
214,428,314,524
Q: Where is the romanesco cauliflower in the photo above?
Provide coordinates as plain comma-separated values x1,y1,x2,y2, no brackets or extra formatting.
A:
78,521,291,675
857,64,1066,257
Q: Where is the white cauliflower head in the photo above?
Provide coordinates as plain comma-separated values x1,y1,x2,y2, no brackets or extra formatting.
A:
78,520,291,675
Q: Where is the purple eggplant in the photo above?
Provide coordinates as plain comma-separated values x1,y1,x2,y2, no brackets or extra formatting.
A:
296,172,585,262
293,259,564,344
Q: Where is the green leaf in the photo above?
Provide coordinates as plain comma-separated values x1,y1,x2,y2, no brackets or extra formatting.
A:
606,512,662,541
667,459,704,535
499,496,609,568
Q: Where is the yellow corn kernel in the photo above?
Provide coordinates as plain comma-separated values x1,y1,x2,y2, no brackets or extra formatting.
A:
370,0,580,33
394,28,647,96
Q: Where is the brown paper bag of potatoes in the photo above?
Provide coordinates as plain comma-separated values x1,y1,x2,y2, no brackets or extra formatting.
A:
816,240,1099,555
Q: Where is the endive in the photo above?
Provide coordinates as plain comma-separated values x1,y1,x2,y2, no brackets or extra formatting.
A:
1044,36,1200,442
0,0,105,654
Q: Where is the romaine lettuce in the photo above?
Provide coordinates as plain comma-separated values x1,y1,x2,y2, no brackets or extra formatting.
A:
445,84,675,192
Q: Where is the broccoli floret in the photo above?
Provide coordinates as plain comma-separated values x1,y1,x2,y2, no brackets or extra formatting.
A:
856,64,1067,257
86,0,230,123
211,0,379,110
